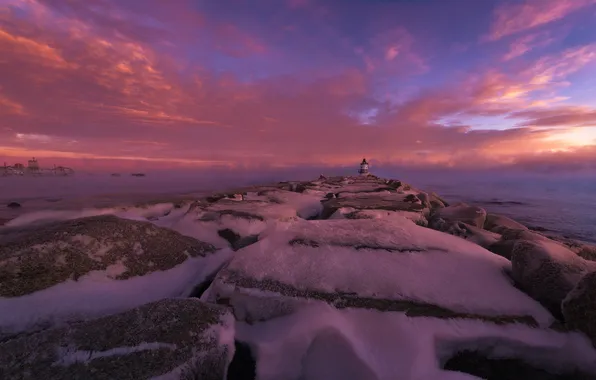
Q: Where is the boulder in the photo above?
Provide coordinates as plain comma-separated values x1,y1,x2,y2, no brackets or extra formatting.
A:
0,215,228,337
443,222,502,248
562,271,596,347
429,192,449,207
0,299,235,380
431,202,487,229
487,228,550,260
484,213,528,233
6,202,21,209
0,215,216,298
416,192,432,209
511,240,596,318
206,218,552,327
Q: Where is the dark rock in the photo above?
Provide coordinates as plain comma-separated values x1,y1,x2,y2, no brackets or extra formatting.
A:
529,225,551,232
206,194,227,203
511,240,596,319
447,222,501,248
217,229,259,251
227,341,257,380
416,192,431,208
430,192,449,207
0,299,234,380
562,271,596,347
218,228,242,246
403,194,420,203
444,350,595,380
0,215,216,297
6,202,20,209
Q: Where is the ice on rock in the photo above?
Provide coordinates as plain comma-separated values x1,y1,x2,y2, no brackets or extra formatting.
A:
208,217,554,327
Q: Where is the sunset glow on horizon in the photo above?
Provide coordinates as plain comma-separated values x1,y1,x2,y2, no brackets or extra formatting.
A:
1,0,596,172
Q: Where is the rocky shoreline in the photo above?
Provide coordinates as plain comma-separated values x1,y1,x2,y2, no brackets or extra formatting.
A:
1,175,596,379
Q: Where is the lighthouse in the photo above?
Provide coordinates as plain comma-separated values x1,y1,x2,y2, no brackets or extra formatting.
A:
358,158,369,176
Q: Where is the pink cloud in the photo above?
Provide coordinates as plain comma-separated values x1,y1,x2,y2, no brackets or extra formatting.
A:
1,0,595,171
486,0,595,41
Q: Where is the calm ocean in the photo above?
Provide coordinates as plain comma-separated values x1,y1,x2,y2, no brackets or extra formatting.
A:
1,171,594,244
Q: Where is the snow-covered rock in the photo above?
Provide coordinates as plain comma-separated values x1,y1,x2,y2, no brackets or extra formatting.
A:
0,299,235,380
430,202,487,229
563,271,596,348
171,190,323,249
442,222,502,248
484,213,528,233
206,217,553,327
511,240,596,318
0,215,231,337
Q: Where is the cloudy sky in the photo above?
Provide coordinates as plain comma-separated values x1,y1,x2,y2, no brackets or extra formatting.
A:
1,0,596,171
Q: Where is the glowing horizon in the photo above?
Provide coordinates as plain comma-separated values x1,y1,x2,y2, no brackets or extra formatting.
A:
1,0,596,172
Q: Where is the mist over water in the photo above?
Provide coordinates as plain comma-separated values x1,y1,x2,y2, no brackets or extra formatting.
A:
1,168,594,244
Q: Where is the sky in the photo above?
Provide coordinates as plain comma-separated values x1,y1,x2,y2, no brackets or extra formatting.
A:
1,0,596,173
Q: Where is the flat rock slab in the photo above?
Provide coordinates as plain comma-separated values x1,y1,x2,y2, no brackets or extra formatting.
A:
207,218,552,327
0,299,234,380
0,215,216,298
321,194,426,219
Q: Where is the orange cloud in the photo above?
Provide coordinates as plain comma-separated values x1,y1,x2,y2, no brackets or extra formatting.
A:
486,0,595,41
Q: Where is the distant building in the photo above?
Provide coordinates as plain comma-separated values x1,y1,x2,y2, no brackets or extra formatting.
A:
1,158,73,176
358,158,369,176
27,157,40,172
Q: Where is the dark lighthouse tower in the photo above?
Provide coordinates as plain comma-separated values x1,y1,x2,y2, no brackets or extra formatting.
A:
358,158,369,176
